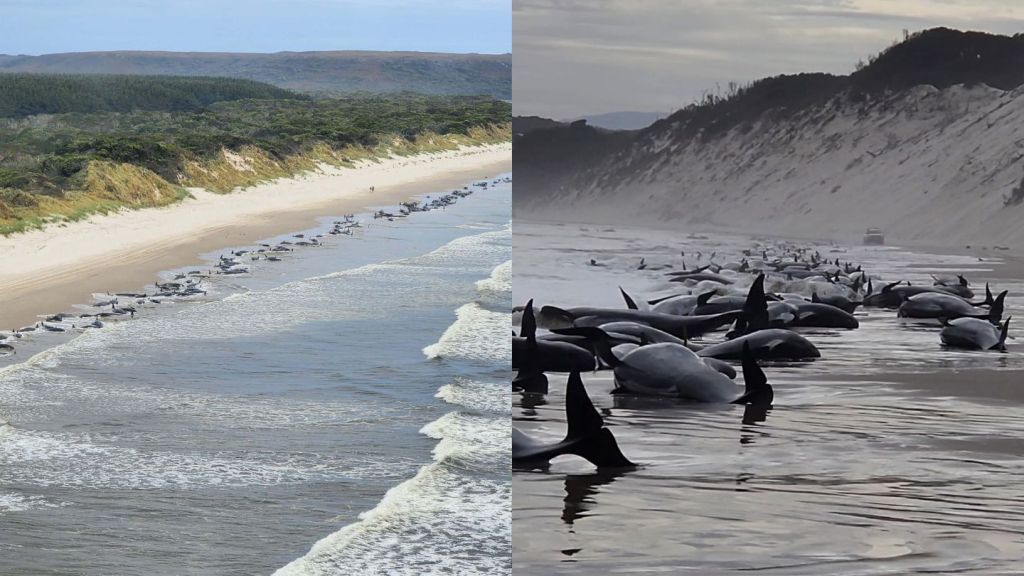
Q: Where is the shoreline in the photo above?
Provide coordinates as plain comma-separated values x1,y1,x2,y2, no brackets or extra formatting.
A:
0,143,511,328
513,211,1024,275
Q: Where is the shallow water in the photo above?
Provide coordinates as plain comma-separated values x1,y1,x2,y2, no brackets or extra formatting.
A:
513,220,1024,575
0,175,510,575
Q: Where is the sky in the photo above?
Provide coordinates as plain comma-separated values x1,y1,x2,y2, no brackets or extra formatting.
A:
514,0,1024,119
0,0,511,55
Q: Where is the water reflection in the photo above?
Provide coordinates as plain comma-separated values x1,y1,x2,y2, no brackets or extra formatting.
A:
561,469,631,525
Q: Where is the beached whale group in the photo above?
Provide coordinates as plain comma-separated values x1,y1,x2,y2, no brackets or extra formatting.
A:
513,239,1013,469
1,177,515,355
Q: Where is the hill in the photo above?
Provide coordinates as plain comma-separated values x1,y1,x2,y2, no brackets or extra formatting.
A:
569,111,668,131
0,73,303,117
0,51,512,99
512,115,564,136
513,27,1024,248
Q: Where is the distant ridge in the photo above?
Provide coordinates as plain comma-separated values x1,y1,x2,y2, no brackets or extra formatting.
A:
569,111,668,131
0,50,512,99
0,73,303,117
512,115,564,136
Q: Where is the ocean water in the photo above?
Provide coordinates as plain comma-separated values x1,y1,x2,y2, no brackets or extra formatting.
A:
0,174,511,575
513,220,1024,575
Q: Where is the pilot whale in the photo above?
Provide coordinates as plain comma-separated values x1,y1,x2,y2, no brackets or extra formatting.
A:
567,328,773,404
940,316,1011,351
513,300,596,373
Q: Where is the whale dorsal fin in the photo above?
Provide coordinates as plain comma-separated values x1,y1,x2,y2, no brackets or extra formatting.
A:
811,292,822,304
731,342,773,406
697,291,715,307
990,291,1008,324
522,300,537,348
742,274,769,333
996,316,1011,351
565,371,603,438
619,287,639,310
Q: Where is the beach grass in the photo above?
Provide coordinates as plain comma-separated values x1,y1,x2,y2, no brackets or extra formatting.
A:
0,122,509,235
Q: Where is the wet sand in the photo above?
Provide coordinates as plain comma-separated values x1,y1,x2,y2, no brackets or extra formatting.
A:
0,144,510,328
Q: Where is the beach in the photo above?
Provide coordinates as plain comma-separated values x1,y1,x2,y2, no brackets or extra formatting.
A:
0,143,511,328
512,219,1024,574
0,172,511,574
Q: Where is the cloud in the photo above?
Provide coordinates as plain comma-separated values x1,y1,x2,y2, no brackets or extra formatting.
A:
513,0,1024,118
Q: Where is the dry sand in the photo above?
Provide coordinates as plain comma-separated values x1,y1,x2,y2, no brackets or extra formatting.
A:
0,143,511,328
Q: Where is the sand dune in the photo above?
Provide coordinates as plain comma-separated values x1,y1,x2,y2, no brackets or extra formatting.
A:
0,143,511,328
518,84,1024,250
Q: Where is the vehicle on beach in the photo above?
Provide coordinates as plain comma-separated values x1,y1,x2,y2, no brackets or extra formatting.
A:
863,227,885,245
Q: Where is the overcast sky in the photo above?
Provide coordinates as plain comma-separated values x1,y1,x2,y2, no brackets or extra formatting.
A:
0,0,511,55
514,0,1024,119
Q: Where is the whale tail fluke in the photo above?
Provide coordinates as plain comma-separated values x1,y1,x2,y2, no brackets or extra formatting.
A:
564,371,635,468
731,342,774,406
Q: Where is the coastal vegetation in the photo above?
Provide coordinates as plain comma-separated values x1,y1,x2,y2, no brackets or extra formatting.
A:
0,74,511,234
0,73,304,117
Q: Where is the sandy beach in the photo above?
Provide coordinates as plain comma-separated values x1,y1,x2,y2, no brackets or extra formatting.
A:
0,143,510,328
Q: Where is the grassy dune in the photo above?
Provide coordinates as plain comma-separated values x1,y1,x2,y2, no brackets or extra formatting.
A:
0,122,510,235
0,76,511,235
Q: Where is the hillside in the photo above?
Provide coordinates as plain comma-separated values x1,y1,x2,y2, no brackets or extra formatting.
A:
0,51,512,99
0,74,303,117
0,92,511,234
514,27,1024,248
513,119,635,198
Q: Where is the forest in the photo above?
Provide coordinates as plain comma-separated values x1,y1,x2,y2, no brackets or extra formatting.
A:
0,73,304,117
